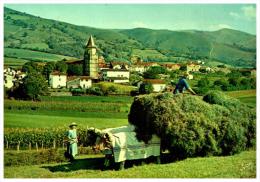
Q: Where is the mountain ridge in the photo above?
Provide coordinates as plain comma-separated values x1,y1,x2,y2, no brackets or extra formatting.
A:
4,7,256,68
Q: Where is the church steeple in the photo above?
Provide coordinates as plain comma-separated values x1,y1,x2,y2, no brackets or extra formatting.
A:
86,35,96,48
83,35,99,78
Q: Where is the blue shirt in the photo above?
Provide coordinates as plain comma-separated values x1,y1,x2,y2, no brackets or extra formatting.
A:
174,78,190,94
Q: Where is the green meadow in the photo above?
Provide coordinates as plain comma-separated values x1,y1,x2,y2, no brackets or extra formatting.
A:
4,150,256,178
4,90,255,129
4,48,77,67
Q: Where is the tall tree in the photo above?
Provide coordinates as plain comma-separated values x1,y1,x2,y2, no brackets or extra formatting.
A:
19,72,49,100
55,60,68,73
42,62,55,80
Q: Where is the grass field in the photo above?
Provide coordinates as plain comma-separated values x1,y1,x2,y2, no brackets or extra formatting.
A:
4,150,256,178
226,89,256,108
4,90,255,129
4,57,29,68
4,111,128,129
4,48,77,64
4,95,132,129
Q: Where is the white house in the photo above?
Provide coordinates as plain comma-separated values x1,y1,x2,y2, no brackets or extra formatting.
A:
110,62,129,70
144,79,166,92
4,67,16,76
130,62,160,73
49,71,67,88
4,75,14,89
187,74,194,80
187,63,201,72
67,76,92,89
102,69,130,83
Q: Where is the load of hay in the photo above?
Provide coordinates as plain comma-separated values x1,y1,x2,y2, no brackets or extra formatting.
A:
128,91,255,159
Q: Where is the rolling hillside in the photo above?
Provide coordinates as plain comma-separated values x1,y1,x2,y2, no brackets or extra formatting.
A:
4,7,256,68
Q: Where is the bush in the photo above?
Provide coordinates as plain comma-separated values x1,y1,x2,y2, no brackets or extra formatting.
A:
71,88,85,96
139,82,153,94
128,91,255,159
85,87,104,96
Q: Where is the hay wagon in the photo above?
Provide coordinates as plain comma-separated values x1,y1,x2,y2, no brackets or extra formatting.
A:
88,125,161,170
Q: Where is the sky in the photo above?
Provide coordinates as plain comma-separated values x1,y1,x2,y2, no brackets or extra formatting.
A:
4,3,257,35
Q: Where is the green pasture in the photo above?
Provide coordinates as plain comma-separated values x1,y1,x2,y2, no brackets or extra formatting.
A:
4,48,77,63
4,90,256,129
4,95,132,128
226,89,256,108
4,111,128,129
132,48,167,59
4,57,29,67
4,150,256,178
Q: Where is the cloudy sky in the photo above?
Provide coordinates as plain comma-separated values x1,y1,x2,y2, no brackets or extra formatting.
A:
4,4,256,34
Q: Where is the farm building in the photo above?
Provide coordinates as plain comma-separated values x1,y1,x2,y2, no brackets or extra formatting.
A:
67,76,92,89
109,61,130,70
187,63,201,72
143,79,166,92
4,75,13,89
162,63,181,71
130,62,160,73
49,71,67,88
101,69,130,83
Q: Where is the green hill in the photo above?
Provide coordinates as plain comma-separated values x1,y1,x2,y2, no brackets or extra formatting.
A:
4,7,256,68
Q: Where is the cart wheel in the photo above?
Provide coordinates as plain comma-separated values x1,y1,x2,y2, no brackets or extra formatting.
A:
156,156,161,164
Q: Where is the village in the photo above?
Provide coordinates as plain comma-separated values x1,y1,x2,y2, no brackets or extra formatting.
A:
5,35,256,97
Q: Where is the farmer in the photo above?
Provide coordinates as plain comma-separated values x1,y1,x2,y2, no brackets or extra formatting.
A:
65,122,78,162
173,73,196,95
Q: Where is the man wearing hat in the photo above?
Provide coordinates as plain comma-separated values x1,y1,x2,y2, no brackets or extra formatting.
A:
65,122,78,162
173,73,196,95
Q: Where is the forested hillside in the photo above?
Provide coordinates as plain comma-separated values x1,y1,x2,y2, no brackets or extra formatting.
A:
4,7,256,67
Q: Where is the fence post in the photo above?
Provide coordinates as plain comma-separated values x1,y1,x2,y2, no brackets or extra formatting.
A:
17,141,20,152
29,142,31,150
53,139,56,149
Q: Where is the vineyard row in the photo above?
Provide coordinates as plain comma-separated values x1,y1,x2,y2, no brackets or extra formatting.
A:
4,128,89,150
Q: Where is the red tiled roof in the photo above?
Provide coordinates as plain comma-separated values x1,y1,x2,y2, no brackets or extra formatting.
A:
50,71,67,76
110,61,130,66
134,62,159,67
162,63,181,68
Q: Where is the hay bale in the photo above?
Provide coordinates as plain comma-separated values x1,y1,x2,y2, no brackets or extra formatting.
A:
128,91,255,158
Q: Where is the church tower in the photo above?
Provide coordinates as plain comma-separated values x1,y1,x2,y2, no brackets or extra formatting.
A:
83,35,99,78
